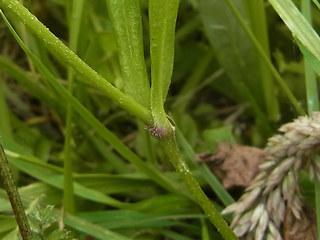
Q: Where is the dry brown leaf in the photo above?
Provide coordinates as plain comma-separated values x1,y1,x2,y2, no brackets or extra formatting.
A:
284,207,317,240
196,142,264,189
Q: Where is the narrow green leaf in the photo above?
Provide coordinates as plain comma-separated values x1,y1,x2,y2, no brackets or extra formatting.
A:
0,11,183,195
0,55,58,110
78,210,203,229
149,0,180,127
6,151,125,207
0,183,131,240
106,0,150,108
159,229,195,240
0,217,16,233
75,174,155,194
201,218,210,240
198,0,263,107
269,0,320,73
0,56,129,174
63,213,131,240
243,0,280,121
312,0,320,9
296,38,320,75
200,0,305,116
301,1,320,239
63,0,86,215
0,0,153,124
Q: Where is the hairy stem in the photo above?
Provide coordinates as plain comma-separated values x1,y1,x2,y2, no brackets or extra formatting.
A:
160,136,238,240
0,141,32,240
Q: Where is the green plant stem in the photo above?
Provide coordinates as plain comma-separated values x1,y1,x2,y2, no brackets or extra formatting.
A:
0,140,33,240
63,108,75,214
175,128,235,206
160,136,238,240
244,0,280,121
63,0,85,215
224,0,305,116
0,0,153,125
301,1,320,238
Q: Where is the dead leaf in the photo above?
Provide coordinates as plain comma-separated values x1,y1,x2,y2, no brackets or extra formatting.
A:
196,142,264,189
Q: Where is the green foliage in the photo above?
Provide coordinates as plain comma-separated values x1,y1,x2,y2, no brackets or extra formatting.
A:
0,0,320,239
105,0,150,108
198,0,262,105
27,205,73,240
203,126,235,152
149,0,180,129
3,199,73,240
269,0,320,74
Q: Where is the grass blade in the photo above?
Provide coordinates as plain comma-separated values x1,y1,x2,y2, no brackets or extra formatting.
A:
0,11,183,196
243,0,280,121
0,0,153,124
105,0,150,108
149,0,180,128
269,0,320,73
312,0,320,9
63,213,131,240
301,1,320,239
220,0,305,115
63,0,86,215
198,0,263,105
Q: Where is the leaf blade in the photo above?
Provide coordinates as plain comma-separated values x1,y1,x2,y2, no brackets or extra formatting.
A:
106,0,150,107
149,0,180,127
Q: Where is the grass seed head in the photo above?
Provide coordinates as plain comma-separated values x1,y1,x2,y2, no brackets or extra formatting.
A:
223,113,320,239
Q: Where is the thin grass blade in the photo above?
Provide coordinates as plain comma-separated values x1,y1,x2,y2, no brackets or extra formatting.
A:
105,0,150,108
0,11,183,196
149,0,180,128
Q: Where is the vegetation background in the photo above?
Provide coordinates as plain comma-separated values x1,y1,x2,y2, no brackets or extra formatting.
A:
0,0,319,239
